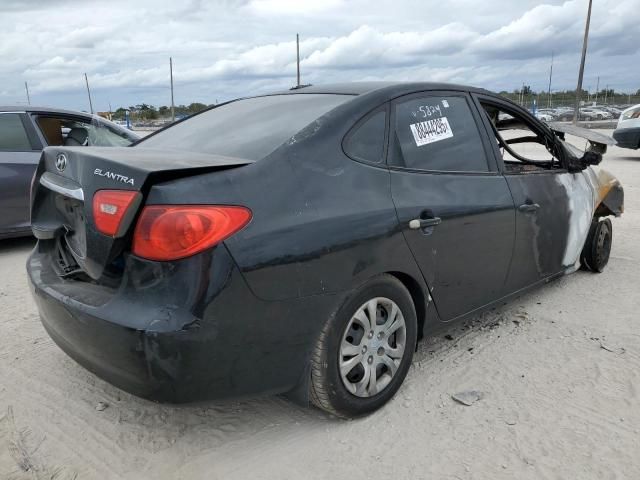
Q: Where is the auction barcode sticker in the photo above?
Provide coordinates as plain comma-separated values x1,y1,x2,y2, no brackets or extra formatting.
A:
410,116,453,147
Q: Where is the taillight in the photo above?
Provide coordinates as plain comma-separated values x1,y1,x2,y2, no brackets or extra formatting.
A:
93,190,140,236
132,205,252,261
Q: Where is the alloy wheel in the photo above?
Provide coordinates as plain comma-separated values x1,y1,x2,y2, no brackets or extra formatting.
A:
338,297,407,398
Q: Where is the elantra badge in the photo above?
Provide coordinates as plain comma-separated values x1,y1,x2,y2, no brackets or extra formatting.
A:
94,168,135,186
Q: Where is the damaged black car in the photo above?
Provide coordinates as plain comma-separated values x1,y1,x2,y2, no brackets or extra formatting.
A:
27,82,624,417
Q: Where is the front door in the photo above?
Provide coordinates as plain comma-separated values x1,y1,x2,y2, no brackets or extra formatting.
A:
388,92,516,321
473,95,581,294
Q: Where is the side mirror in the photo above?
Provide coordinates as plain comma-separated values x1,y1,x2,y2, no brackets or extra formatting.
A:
567,150,602,172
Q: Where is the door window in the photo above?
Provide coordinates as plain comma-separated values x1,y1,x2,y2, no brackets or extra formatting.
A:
391,95,489,172
0,114,32,151
36,116,133,147
479,101,562,173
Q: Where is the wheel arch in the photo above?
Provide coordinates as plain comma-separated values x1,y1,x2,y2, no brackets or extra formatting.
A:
386,271,428,340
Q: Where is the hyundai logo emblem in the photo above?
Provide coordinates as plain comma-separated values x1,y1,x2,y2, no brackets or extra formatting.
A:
55,153,67,172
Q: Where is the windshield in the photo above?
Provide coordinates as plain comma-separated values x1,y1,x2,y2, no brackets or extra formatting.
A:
137,94,353,160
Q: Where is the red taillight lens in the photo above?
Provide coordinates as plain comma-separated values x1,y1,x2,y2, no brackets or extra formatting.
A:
93,190,140,236
132,205,252,261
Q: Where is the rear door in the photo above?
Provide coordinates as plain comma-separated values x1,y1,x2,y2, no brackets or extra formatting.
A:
389,91,516,321
0,112,42,235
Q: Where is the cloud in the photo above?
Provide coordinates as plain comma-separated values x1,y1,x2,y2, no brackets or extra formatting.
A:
0,0,638,110
245,0,344,15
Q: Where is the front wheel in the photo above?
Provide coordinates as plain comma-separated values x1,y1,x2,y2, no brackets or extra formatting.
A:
309,274,417,417
580,218,612,272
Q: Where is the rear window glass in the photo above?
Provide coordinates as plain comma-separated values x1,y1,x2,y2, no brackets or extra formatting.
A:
344,109,386,163
0,113,32,151
36,116,133,147
138,94,352,160
621,107,640,121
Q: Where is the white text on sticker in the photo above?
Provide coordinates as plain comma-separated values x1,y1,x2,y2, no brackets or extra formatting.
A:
410,117,453,147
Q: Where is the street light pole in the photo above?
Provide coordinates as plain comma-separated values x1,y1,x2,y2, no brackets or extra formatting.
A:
595,76,600,104
170,57,175,122
573,0,593,124
547,51,554,108
24,81,30,105
296,33,301,87
84,73,94,114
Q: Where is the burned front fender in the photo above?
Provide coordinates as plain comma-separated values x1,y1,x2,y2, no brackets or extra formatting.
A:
590,168,624,218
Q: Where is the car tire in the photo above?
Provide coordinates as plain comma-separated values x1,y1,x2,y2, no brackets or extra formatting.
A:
309,274,417,418
580,218,612,273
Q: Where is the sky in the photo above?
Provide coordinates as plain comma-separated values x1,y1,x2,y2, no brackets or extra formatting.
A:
1,0,638,111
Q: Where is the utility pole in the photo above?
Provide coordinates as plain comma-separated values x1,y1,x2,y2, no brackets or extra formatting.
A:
24,81,31,105
84,73,94,114
547,52,554,108
573,0,592,124
604,84,608,104
595,76,600,104
169,57,175,122
296,33,301,87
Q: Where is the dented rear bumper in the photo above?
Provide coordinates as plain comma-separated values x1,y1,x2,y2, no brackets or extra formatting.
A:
27,241,336,402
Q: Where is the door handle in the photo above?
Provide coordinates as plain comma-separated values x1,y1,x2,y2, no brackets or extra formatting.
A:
409,217,442,230
518,203,540,213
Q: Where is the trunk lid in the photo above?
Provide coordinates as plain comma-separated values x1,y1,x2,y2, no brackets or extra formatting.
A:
31,146,252,280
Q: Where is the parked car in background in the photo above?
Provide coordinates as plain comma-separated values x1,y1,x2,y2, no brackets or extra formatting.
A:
535,111,555,122
555,108,575,121
600,107,622,119
0,106,138,239
613,104,640,149
580,108,612,120
27,82,623,417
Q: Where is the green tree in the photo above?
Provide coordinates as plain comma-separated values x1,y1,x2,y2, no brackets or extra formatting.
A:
187,102,208,114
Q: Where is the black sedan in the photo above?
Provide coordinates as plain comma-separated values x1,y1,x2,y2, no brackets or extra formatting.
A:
27,83,623,417
0,106,138,239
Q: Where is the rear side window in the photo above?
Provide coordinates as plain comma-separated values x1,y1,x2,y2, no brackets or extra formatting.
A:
344,109,387,163
36,116,133,147
139,94,353,160
621,106,640,121
0,113,32,151
391,95,489,172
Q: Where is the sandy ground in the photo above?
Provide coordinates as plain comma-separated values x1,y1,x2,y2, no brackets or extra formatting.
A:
1,132,639,480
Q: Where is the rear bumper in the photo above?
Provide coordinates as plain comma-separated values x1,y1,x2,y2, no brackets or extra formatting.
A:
27,242,338,403
613,127,640,150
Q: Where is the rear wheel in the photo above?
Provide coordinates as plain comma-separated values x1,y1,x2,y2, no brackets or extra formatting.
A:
309,275,417,417
580,218,612,272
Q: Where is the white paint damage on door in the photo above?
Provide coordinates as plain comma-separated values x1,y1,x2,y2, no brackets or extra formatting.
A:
555,169,598,267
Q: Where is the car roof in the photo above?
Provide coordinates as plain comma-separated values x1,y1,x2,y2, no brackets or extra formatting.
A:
274,81,494,97
0,105,95,117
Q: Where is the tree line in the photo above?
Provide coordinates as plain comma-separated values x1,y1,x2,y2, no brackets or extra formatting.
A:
111,102,211,121
500,87,640,108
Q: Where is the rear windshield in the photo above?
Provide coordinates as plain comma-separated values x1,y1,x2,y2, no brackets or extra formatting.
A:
138,94,353,160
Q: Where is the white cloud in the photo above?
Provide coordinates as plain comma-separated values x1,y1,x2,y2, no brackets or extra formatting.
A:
0,0,637,110
245,0,344,15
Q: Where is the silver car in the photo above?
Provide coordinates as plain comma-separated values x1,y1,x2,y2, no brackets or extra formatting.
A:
0,106,138,239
